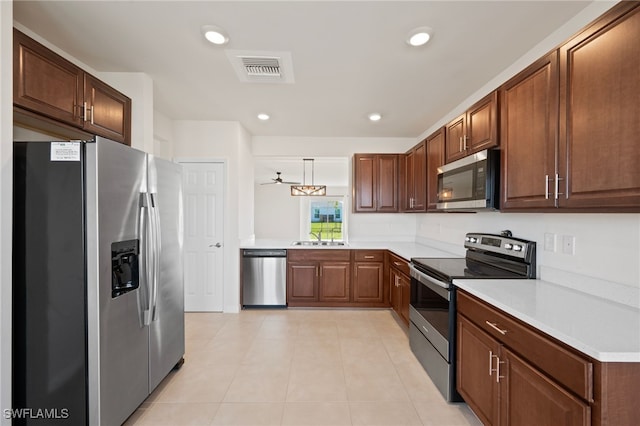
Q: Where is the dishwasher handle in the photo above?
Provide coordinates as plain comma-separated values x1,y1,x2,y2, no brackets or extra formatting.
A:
242,249,287,258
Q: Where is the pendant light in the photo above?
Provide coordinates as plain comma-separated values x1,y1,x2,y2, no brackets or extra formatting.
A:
290,158,327,196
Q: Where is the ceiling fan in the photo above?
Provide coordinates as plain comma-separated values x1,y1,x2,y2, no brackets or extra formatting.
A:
261,172,301,185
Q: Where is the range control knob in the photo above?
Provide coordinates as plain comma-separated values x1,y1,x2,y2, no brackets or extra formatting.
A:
504,243,513,250
469,237,478,243
513,245,523,252
465,237,471,242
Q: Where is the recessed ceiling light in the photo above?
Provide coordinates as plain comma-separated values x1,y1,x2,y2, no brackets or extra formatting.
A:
257,113,270,121
201,25,229,45
407,27,433,47
368,113,382,122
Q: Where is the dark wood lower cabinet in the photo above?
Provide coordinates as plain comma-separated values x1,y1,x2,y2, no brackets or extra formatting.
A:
353,262,384,303
457,315,500,425
287,249,387,308
388,252,410,326
319,262,350,303
287,263,318,303
458,290,640,426
501,347,590,426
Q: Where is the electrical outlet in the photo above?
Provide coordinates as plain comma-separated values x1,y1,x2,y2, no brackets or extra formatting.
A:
562,235,575,255
544,233,556,252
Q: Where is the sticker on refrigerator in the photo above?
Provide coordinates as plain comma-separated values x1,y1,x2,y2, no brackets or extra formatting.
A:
50,142,81,161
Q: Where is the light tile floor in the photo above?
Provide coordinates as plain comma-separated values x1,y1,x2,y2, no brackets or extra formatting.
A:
125,309,482,426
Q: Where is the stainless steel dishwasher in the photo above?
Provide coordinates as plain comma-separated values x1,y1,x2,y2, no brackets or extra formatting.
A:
241,249,287,308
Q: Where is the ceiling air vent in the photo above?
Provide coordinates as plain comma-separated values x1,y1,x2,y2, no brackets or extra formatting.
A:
225,50,295,84
242,57,281,77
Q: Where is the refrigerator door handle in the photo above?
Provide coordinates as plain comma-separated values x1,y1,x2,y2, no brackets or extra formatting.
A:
141,192,153,326
150,193,161,321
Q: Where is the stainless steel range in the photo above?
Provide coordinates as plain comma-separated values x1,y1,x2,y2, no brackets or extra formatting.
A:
408,231,536,402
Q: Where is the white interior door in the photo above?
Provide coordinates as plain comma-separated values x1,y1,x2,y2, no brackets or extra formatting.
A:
181,162,224,311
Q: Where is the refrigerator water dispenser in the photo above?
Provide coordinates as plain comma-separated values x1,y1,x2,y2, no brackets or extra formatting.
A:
112,239,140,298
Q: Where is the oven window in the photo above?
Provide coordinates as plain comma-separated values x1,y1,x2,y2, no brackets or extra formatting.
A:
410,280,450,339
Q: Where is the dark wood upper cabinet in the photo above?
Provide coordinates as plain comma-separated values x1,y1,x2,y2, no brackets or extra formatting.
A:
558,2,640,210
445,114,466,163
500,52,559,211
426,127,446,211
14,29,84,128
501,2,640,212
353,154,398,213
84,74,132,145
445,91,498,164
13,29,132,145
401,140,427,212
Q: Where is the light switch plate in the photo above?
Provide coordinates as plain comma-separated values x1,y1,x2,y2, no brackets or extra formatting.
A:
562,235,575,255
544,233,556,252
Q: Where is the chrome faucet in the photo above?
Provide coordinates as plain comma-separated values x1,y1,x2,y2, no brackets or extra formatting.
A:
309,231,322,241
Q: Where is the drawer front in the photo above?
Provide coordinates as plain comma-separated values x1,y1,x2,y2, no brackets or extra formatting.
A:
388,252,410,276
288,249,351,262
457,291,593,401
353,250,385,262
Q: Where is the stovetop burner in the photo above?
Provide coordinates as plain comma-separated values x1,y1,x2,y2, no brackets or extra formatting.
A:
411,257,527,283
410,231,537,284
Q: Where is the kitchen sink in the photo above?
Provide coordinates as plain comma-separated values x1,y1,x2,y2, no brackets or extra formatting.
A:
292,241,347,246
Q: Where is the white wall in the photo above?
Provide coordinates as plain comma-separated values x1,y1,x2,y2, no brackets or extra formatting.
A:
416,213,640,302
154,110,175,160
0,2,12,422
253,136,418,241
173,121,254,313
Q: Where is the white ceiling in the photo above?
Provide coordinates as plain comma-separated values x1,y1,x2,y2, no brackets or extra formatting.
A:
13,0,593,140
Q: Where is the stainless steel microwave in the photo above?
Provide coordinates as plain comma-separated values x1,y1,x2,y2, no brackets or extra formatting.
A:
436,149,499,211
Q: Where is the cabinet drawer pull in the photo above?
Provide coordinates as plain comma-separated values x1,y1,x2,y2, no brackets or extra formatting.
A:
393,261,403,266
364,255,375,259
485,321,507,335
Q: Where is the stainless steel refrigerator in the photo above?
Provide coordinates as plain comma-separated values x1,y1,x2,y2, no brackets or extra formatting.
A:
12,137,184,425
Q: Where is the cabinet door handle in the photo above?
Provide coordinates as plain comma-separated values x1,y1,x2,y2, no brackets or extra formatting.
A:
463,135,468,151
489,350,494,376
496,358,505,383
555,174,564,199
459,137,463,152
90,105,94,124
544,175,551,199
485,321,507,335
83,102,89,122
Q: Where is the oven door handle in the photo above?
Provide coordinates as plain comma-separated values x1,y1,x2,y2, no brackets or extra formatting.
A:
409,263,451,301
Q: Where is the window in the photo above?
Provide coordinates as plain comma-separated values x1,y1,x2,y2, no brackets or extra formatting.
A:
308,199,344,241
